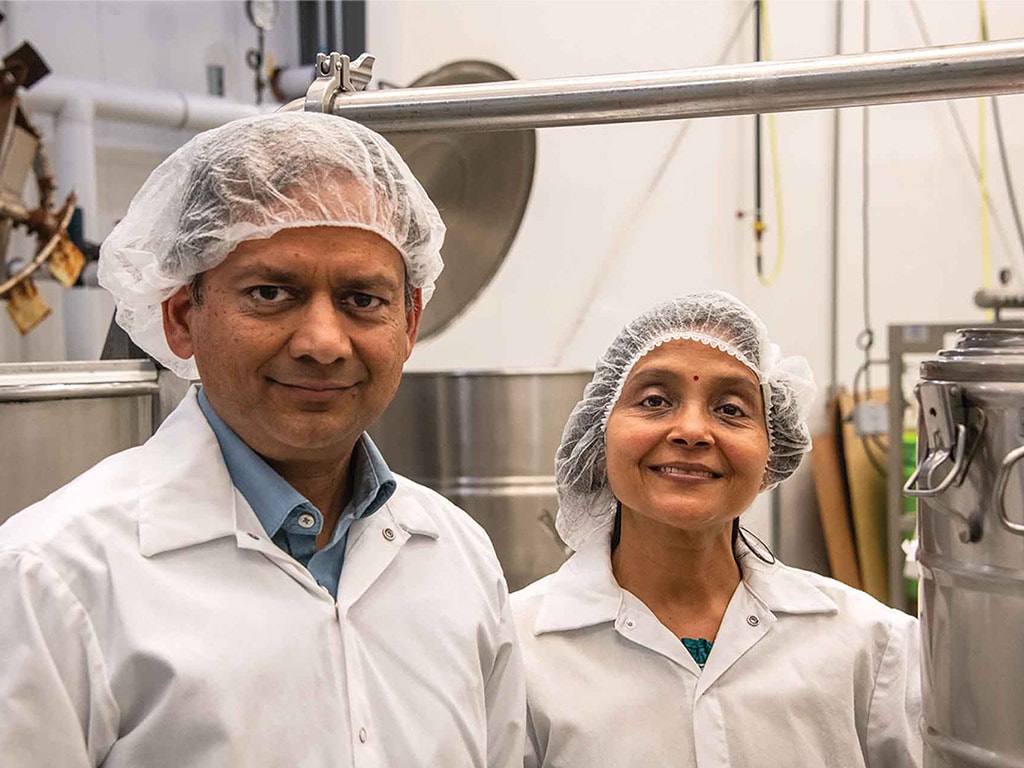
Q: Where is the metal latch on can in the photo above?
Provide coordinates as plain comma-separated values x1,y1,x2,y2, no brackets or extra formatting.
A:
904,382,970,498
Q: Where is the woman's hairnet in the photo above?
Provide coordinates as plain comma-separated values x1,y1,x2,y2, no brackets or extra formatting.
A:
555,290,817,550
98,111,446,380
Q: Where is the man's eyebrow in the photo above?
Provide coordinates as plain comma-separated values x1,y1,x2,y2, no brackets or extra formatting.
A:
336,274,403,293
230,264,402,292
232,264,303,283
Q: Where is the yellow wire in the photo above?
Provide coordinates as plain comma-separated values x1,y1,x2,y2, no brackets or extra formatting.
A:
979,0,992,290
758,0,784,287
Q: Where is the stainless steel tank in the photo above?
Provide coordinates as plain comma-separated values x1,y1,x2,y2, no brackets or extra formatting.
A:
906,327,1024,767
369,369,590,591
0,361,159,524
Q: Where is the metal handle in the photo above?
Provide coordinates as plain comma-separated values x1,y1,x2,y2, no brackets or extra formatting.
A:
904,423,968,498
995,444,1024,535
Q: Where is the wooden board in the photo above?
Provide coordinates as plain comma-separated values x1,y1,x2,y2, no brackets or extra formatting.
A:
810,394,862,589
838,389,889,604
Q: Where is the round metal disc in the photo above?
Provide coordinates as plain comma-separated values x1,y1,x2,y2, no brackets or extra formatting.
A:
384,61,536,340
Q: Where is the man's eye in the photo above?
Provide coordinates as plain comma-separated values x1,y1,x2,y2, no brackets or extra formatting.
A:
343,292,385,310
248,286,291,303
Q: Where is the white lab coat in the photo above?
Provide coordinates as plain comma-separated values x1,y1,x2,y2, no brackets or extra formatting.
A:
512,528,921,768
0,387,525,768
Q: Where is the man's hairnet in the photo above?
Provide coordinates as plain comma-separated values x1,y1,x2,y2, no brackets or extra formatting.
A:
98,112,446,380
555,290,817,550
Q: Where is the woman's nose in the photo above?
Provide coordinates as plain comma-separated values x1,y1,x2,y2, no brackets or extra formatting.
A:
287,294,354,364
666,405,714,447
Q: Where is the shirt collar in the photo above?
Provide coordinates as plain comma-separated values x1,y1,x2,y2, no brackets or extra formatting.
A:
197,388,396,536
533,526,836,636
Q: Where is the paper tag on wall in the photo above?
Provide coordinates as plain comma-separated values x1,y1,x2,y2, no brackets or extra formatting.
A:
6,276,51,334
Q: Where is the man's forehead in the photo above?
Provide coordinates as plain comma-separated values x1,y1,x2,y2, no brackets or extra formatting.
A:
219,226,405,282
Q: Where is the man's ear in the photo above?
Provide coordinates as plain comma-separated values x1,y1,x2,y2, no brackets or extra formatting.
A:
163,284,197,360
404,287,424,359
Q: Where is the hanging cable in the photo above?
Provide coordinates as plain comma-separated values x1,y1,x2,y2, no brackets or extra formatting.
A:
979,0,993,290
978,0,1024,281
754,0,765,278
908,0,1023,268
859,0,875,392
757,0,785,286
552,2,756,365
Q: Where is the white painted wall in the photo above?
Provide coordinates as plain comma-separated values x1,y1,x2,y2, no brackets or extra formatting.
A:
4,0,1024,570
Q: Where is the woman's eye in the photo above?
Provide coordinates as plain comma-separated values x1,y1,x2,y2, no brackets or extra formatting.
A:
343,292,385,310
248,286,291,303
718,402,747,418
640,394,670,408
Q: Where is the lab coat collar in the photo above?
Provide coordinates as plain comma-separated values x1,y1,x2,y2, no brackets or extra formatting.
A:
735,539,838,616
533,523,622,635
138,388,440,558
533,527,837,637
138,387,243,557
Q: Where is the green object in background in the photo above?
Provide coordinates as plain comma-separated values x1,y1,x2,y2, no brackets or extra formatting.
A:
901,430,919,605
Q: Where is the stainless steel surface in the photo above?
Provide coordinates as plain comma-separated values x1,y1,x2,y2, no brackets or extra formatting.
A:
910,327,1024,766
321,39,1024,132
385,61,535,340
304,51,375,114
0,361,158,525
369,369,590,590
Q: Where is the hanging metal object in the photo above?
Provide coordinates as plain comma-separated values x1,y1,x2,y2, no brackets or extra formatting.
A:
0,42,83,335
383,61,535,340
294,56,536,340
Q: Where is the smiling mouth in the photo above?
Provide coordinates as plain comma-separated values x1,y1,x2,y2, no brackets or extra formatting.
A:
650,465,722,480
270,379,358,392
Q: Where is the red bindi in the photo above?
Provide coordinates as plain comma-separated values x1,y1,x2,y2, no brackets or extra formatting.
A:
693,375,699,381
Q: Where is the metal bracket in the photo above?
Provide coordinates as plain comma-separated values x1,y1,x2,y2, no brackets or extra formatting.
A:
303,51,375,114
905,383,969,497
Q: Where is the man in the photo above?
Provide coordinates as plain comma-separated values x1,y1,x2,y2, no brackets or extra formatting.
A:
0,112,525,767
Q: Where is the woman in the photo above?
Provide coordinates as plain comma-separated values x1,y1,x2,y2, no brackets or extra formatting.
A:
512,291,921,767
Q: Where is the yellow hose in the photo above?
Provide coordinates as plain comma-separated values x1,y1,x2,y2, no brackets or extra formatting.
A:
979,0,993,290
758,0,785,287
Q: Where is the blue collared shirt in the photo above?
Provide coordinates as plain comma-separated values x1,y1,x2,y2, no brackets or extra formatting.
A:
198,388,396,599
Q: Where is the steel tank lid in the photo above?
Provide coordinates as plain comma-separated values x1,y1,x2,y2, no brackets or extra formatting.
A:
920,326,1024,381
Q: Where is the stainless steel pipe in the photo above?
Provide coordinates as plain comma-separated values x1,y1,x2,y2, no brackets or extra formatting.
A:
324,39,1024,132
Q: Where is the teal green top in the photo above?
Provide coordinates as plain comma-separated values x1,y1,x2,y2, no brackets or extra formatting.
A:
681,637,713,668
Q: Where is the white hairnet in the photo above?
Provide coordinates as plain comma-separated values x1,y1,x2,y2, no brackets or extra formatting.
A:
98,112,446,380
555,290,817,550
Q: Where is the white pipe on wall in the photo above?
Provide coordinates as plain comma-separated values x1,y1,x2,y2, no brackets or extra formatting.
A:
23,76,266,132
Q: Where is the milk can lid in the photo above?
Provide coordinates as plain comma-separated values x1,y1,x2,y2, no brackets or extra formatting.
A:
922,326,1024,381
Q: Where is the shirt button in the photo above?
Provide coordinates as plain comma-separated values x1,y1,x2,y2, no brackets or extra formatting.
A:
358,727,368,743
382,527,395,541
624,618,636,629
297,512,316,529
746,615,760,627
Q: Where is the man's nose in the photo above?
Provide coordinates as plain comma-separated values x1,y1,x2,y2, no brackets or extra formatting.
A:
666,404,714,447
287,294,354,364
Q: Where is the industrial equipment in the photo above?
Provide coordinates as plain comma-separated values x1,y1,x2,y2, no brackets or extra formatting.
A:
0,42,84,336
907,327,1024,766
369,370,589,590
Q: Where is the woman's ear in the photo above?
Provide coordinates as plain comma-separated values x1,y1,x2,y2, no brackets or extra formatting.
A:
162,285,196,360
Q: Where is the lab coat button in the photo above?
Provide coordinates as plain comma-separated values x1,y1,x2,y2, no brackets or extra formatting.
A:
358,727,368,743
382,527,395,541
298,512,316,529
746,615,760,627
624,618,636,629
